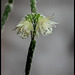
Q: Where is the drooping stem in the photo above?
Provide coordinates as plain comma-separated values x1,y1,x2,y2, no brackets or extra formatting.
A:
1,0,14,29
25,0,37,75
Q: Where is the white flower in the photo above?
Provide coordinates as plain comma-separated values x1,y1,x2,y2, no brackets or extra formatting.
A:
15,13,58,39
36,16,58,36
15,20,33,39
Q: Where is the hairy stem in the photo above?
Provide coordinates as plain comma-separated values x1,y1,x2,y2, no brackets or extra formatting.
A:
30,0,37,13
1,0,14,29
25,39,36,75
25,0,37,75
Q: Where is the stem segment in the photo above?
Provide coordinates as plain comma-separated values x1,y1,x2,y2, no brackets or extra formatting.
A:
1,0,14,29
25,39,36,75
30,0,36,13
25,0,37,75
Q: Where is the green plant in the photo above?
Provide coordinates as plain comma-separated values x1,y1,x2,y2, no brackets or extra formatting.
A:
1,0,58,75
1,0,14,29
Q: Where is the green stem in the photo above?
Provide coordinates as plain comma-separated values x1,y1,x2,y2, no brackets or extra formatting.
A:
25,0,37,75
1,0,14,29
8,0,13,3
25,39,36,75
30,0,37,13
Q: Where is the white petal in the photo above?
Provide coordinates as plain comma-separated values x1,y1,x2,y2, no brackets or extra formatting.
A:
49,20,58,25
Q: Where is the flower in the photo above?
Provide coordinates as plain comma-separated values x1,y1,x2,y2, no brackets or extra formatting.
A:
15,20,33,39
14,13,58,39
36,15,58,36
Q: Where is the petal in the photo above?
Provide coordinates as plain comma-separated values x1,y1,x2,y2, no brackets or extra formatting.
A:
49,20,58,25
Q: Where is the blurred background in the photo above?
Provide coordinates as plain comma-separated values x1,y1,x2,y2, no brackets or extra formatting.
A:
1,0,74,75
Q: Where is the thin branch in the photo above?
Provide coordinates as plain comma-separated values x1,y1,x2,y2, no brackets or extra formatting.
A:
25,0,37,75
1,0,14,29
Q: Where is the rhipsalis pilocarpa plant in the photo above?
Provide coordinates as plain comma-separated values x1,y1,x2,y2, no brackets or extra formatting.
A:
2,0,58,75
14,0,58,75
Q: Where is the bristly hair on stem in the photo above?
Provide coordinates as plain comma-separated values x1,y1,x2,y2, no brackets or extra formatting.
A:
25,0,37,75
1,0,14,29
30,0,37,13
